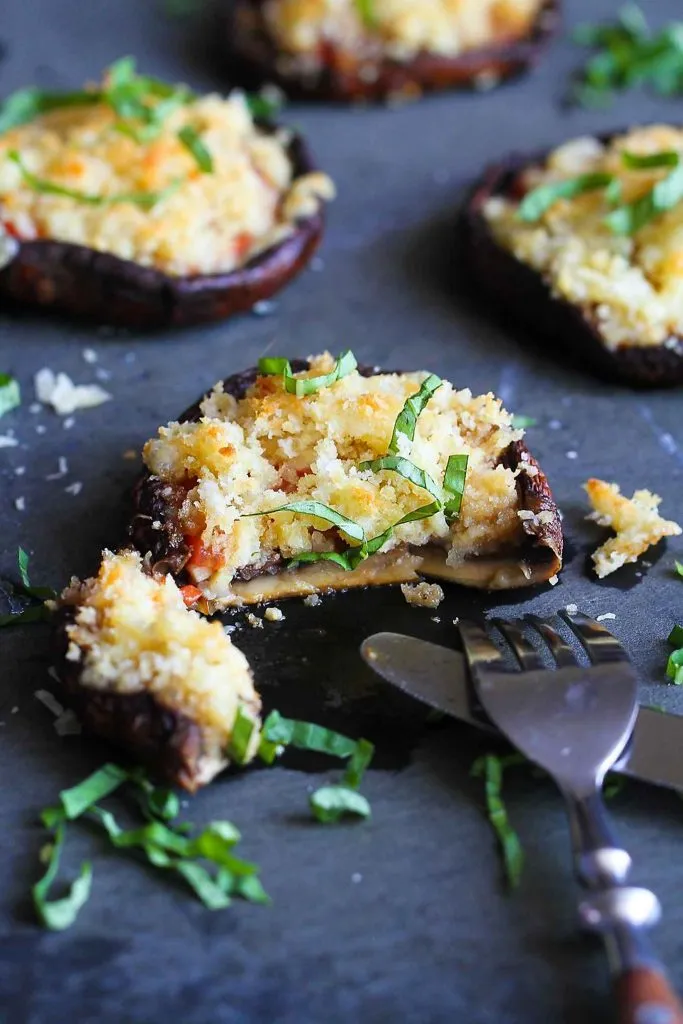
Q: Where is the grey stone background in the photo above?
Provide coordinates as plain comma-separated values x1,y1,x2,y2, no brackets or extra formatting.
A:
1,1,682,1021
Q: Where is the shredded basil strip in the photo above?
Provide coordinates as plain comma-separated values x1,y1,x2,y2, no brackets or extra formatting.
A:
343,737,375,789
471,753,525,889
669,625,683,647
258,351,358,396
354,0,376,29
0,373,20,417
621,149,680,170
517,173,615,223
227,706,257,765
510,414,536,429
0,87,100,134
310,786,371,824
260,710,360,759
17,547,57,600
245,92,284,121
571,5,683,107
0,548,56,626
248,499,366,544
606,159,683,235
389,374,442,454
676,561,683,578
177,125,213,172
32,823,93,931
443,454,468,524
9,150,184,209
59,763,129,819
666,649,683,685
359,455,442,505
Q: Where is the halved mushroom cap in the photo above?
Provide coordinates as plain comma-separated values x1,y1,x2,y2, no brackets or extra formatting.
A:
221,0,560,103
0,132,323,330
129,362,563,606
464,147,683,389
52,552,261,790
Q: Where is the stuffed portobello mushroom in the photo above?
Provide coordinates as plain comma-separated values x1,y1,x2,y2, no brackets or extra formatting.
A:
0,59,333,328
52,550,261,791
466,125,683,387
129,352,563,610
223,0,559,103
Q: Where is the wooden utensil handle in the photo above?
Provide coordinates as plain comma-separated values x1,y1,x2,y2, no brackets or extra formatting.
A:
616,966,683,1024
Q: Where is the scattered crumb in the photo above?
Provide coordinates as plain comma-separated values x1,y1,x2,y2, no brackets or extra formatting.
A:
82,348,98,364
596,613,616,622
566,450,578,460
14,496,25,511
0,434,18,447
431,616,441,623
34,689,64,717
46,455,68,480
584,479,681,579
54,710,82,736
549,420,562,430
65,482,83,496
29,402,41,414
122,449,138,460
351,873,362,884
401,582,444,609
223,624,237,635
63,417,75,430
452,617,460,625
303,594,321,607
548,574,559,586
15,466,25,476
245,612,263,629
11,706,18,714
565,603,578,614
34,367,111,415
95,367,111,382
36,425,46,434
264,607,284,622
151,520,162,531
252,300,276,316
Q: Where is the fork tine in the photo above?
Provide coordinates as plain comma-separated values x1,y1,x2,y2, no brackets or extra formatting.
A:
526,615,578,667
560,611,629,664
492,618,544,670
458,620,506,674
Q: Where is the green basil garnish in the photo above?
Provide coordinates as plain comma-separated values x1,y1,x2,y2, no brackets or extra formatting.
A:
258,351,358,396
8,149,185,209
443,454,468,524
354,0,376,29
471,752,525,890
0,548,55,627
0,373,20,417
310,786,371,823
249,499,366,544
510,414,537,429
226,706,257,765
517,172,615,223
177,125,213,173
32,823,93,931
605,160,683,235
359,455,442,506
0,88,100,134
620,149,680,170
260,711,360,759
388,374,442,454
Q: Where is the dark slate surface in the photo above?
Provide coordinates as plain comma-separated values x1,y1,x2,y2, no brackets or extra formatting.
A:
2,1,683,1021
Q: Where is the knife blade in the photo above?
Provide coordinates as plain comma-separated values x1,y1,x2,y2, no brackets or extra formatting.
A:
361,632,683,793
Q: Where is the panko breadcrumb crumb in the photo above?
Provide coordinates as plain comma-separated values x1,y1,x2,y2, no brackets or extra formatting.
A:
584,478,682,578
400,581,445,609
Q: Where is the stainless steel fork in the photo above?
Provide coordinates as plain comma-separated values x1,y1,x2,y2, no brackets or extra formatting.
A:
459,612,683,1024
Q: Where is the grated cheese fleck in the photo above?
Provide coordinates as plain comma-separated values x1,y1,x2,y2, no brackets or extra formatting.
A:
35,368,111,415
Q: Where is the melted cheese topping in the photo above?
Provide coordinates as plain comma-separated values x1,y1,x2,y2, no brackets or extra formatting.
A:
263,0,542,63
60,550,261,746
484,126,683,351
142,353,527,604
0,83,333,276
585,478,681,578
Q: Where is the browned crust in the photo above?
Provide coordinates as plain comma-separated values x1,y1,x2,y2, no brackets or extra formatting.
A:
220,0,559,103
0,131,324,329
463,146,683,389
51,607,226,792
129,360,563,592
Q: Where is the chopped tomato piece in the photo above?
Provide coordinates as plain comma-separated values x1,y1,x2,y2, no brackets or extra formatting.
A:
186,535,223,572
234,231,253,260
179,584,203,608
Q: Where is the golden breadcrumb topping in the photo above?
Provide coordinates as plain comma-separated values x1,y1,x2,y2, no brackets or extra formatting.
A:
0,80,333,276
59,550,261,747
263,0,542,63
484,126,683,351
584,478,681,578
142,353,528,604
400,581,444,608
